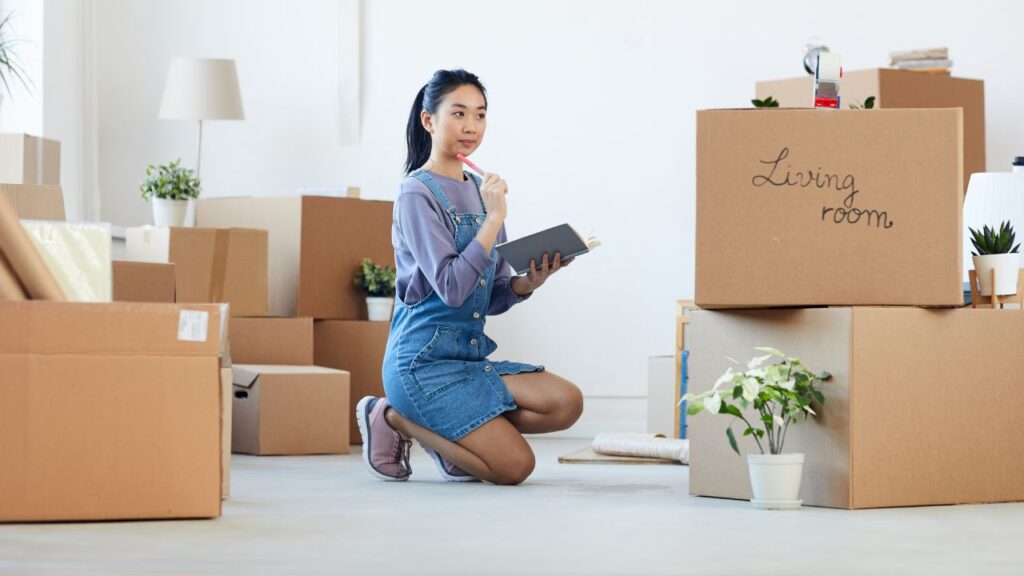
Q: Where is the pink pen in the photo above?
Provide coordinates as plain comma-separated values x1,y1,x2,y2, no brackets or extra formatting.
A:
457,153,486,176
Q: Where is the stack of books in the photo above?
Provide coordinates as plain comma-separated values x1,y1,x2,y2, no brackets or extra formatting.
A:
889,47,952,74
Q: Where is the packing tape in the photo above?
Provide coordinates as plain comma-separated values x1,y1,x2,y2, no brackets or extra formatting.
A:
209,228,231,304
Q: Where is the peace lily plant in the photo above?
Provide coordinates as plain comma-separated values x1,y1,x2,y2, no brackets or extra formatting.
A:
683,347,831,509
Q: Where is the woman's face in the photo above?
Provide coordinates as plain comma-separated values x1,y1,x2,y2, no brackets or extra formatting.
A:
422,84,487,158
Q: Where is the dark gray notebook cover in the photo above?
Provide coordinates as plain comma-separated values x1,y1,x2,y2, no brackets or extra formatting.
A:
495,223,589,275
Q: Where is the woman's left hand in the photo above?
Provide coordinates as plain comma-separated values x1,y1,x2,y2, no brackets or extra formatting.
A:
513,252,573,296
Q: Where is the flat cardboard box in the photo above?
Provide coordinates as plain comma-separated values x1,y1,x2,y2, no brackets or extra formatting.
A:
696,108,963,308
125,226,268,316
232,364,350,455
0,301,223,522
0,134,61,185
230,316,314,365
0,184,65,220
112,260,176,303
686,307,1024,509
197,196,394,319
756,69,984,191
314,320,390,442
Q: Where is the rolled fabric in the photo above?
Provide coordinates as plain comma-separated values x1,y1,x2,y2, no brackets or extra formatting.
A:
591,433,689,464
0,249,27,300
0,191,66,300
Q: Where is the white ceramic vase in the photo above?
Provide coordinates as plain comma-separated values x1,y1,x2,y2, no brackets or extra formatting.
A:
747,453,804,510
972,253,1020,296
152,198,189,227
366,297,394,322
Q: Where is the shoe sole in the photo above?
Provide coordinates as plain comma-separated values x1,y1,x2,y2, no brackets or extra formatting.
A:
420,441,480,482
355,395,409,482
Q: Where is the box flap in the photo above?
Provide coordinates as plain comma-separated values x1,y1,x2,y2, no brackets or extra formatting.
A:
232,366,260,389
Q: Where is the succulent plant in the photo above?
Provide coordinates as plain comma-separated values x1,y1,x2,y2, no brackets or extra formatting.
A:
969,221,1020,256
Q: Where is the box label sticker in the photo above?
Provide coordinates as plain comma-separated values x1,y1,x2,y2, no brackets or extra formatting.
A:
178,310,209,342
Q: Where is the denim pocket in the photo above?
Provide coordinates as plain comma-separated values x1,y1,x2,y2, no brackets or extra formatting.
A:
409,326,472,401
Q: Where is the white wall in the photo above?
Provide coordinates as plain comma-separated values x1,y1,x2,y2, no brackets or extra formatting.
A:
0,0,42,134
57,0,1024,431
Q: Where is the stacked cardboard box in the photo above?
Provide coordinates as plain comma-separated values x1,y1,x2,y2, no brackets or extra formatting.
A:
687,107,1024,509
198,195,395,445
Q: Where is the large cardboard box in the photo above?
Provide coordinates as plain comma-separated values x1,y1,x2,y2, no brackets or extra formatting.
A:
696,108,963,308
220,367,232,499
230,316,314,365
197,196,394,319
0,301,223,522
686,307,1024,509
314,320,390,442
125,226,268,316
113,260,176,303
232,364,350,455
0,134,61,185
756,69,984,191
1,184,65,220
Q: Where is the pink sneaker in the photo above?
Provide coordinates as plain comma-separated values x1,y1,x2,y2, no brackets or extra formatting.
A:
355,396,411,481
420,442,480,482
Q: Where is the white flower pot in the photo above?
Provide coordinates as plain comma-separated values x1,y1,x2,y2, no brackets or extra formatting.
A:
151,198,189,227
747,453,804,510
972,253,1020,296
366,296,394,322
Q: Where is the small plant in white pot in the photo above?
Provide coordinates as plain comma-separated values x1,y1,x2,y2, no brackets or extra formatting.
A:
969,221,1021,297
683,347,831,510
140,159,201,227
355,258,396,322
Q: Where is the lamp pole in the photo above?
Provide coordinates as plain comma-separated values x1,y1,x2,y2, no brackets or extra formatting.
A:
196,119,204,178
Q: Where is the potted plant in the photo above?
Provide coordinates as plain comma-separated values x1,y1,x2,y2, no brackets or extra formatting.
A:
969,221,1020,296
139,159,201,227
0,11,31,112
683,347,831,510
354,257,396,321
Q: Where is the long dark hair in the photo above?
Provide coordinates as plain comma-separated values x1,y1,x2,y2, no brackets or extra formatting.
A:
405,69,487,175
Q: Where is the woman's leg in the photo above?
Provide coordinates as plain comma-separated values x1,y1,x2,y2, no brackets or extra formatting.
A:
385,409,535,485
502,371,584,434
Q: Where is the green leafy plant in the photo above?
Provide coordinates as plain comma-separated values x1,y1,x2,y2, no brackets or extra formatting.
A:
139,159,201,202
752,96,779,108
969,221,1020,256
849,96,876,109
354,258,396,297
0,11,31,100
682,347,831,455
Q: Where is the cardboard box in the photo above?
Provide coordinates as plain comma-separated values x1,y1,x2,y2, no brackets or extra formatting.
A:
314,320,390,442
686,307,1024,509
0,134,61,185
232,364,350,455
221,367,232,500
696,108,963,308
0,301,223,522
197,196,394,319
113,260,176,303
230,316,314,365
125,226,268,316
0,184,65,220
756,69,984,191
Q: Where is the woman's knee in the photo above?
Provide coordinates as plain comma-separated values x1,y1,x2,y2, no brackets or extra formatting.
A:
490,447,536,485
557,382,584,429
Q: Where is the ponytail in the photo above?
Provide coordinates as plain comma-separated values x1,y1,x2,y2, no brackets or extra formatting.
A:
403,69,488,175
404,85,431,175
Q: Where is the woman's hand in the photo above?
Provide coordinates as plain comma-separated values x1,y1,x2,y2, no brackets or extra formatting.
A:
513,252,573,296
480,173,508,221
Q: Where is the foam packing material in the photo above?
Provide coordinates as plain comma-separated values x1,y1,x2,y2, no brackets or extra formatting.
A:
22,221,112,302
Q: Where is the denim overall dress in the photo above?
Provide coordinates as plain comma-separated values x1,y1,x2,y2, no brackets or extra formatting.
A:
382,170,544,442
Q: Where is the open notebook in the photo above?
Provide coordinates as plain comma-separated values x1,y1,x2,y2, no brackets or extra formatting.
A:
495,223,600,275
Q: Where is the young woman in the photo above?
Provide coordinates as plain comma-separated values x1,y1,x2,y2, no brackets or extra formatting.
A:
356,69,584,485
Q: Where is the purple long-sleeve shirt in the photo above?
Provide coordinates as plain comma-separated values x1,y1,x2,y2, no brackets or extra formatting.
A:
393,171,530,315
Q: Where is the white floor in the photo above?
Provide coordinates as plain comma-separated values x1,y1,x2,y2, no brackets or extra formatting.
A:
1,439,1022,576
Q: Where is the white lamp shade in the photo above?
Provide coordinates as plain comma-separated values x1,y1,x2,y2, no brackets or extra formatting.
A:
963,172,1024,280
158,58,245,120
